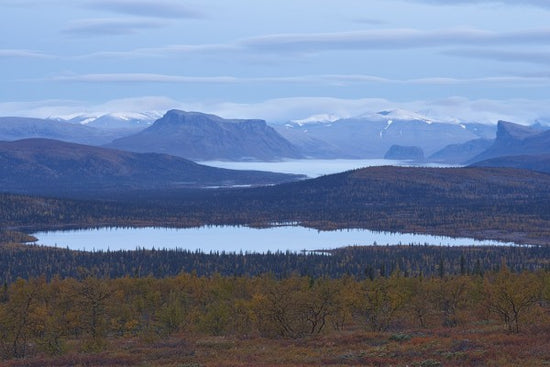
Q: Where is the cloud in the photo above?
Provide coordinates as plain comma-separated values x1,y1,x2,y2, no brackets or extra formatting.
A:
352,17,387,26
402,0,550,9
62,18,163,36
50,73,241,83
74,27,550,58
241,28,550,53
207,97,550,125
3,96,550,125
443,48,550,65
0,49,54,58
87,0,202,19
46,72,550,87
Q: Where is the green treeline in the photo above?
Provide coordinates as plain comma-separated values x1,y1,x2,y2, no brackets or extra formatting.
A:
1,243,549,283
1,269,549,360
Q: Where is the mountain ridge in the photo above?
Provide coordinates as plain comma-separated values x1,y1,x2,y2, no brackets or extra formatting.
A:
0,138,303,196
469,120,550,163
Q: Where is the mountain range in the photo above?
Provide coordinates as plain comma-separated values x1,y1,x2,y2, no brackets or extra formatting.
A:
0,116,139,146
0,139,303,196
274,110,495,159
1,110,550,172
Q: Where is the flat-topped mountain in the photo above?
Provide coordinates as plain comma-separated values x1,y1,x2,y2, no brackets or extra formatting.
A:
0,139,303,196
106,110,302,161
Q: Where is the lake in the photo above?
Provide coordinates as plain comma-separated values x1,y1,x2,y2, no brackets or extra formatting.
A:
31,225,517,253
198,159,456,178
31,159,478,253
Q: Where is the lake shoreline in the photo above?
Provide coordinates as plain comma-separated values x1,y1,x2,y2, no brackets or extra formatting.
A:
31,225,521,253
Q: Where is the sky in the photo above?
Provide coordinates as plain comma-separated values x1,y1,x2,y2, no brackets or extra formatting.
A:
1,0,550,124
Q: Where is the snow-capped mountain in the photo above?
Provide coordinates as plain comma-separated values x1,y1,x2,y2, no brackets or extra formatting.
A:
274,109,496,159
358,109,434,124
64,112,160,130
291,113,343,126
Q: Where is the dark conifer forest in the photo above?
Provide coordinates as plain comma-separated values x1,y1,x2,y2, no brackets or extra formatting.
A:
2,166,550,244
1,165,550,366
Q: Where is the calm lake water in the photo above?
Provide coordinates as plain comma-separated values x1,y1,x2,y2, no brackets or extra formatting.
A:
32,226,517,253
31,160,474,253
198,159,455,178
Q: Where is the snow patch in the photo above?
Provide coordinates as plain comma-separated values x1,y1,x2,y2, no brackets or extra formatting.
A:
292,113,342,126
357,109,434,124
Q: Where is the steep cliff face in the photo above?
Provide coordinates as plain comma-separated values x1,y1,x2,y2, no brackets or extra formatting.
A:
469,121,550,163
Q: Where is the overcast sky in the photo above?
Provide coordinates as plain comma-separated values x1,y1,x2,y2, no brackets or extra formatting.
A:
1,0,550,123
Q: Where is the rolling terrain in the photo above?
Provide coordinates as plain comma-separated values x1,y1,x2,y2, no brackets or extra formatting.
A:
0,138,303,196
2,165,550,245
0,116,136,145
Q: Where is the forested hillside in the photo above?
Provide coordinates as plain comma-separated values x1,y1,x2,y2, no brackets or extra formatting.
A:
1,242,548,282
2,166,550,245
1,165,550,365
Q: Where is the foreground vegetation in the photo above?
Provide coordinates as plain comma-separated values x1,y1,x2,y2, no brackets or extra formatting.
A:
0,268,548,366
1,240,549,282
1,165,550,365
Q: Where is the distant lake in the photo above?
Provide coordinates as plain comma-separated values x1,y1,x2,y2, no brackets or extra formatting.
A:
32,226,517,253
198,159,456,178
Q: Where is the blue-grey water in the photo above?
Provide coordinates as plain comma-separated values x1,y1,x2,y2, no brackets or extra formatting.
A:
198,158,455,178
32,159,477,253
32,226,517,253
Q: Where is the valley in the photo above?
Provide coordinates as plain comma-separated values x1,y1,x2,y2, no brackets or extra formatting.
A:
1,110,549,367
4,2,550,365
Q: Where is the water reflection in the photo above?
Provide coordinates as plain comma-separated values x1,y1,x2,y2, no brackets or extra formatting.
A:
32,225,516,253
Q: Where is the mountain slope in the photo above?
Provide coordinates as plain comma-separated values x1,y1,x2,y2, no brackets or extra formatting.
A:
68,112,157,130
107,110,302,161
470,154,550,174
469,121,550,163
0,139,303,196
428,138,493,164
275,111,495,159
0,117,135,145
384,145,424,161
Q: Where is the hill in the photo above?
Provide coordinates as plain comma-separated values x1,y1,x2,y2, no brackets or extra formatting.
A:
0,139,303,196
470,154,550,174
2,165,550,245
428,138,493,164
106,110,302,161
